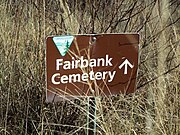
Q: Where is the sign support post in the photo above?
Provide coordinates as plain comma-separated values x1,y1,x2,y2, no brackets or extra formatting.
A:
87,97,97,135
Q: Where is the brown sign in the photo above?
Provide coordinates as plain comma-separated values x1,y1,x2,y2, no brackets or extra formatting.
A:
46,34,139,102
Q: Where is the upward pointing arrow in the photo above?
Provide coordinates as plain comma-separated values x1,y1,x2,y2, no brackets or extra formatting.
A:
119,59,134,74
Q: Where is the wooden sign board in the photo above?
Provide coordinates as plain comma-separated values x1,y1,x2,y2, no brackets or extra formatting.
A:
46,34,139,102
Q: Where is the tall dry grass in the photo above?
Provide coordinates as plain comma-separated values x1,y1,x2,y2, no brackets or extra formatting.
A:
0,0,179,135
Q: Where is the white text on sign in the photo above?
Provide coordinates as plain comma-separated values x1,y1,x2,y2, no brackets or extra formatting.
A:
56,54,113,70
51,55,133,84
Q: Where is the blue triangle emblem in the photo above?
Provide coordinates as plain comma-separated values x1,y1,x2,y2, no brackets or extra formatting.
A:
53,36,74,56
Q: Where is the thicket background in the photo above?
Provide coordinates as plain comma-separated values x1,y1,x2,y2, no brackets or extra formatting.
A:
0,0,179,135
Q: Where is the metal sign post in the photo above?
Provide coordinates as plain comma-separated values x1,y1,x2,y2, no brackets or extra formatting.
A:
87,97,96,135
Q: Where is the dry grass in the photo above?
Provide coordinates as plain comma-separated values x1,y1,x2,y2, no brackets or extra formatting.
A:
0,0,179,135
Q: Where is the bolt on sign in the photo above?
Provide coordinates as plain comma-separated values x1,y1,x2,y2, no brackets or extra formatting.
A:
46,34,139,102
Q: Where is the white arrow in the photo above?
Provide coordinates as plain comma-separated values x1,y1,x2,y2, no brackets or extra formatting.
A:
119,59,134,74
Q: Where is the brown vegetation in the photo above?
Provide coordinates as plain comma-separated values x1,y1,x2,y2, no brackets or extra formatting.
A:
0,0,179,134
